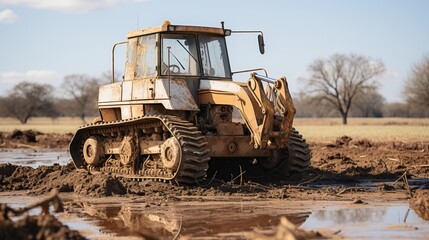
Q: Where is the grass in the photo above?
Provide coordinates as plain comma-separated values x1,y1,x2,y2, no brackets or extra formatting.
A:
293,117,429,142
0,117,91,134
0,117,428,142
294,125,429,143
293,117,429,126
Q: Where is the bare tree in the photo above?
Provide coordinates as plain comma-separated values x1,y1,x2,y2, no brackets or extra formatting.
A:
0,82,57,124
302,53,385,124
403,55,429,107
62,74,101,123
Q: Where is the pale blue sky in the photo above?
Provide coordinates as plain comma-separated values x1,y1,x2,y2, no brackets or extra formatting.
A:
0,0,428,102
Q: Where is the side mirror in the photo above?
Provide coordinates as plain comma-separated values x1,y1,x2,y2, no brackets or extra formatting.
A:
258,34,265,54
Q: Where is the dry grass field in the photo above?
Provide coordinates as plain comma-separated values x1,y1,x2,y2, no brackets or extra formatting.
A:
0,117,90,134
294,117,429,142
0,117,428,143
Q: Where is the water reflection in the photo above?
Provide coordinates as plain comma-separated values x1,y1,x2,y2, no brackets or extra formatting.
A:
74,201,429,239
4,194,429,239
302,204,429,239
0,149,70,167
74,201,311,239
312,207,386,224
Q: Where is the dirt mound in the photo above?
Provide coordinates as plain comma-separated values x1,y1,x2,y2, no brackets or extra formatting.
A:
10,129,41,143
327,136,374,149
0,190,86,240
0,189,85,239
0,163,127,197
352,139,373,148
1,163,71,191
0,212,86,240
336,135,352,146
312,138,429,180
73,174,126,197
390,141,429,151
0,163,17,177
0,130,72,149
0,162,305,199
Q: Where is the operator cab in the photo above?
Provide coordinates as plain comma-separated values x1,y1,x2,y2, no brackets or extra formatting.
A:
123,21,232,81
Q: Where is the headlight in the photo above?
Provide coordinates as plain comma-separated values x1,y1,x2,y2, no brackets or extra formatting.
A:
168,25,176,31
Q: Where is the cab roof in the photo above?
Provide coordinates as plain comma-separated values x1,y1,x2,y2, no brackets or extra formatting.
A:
127,22,227,39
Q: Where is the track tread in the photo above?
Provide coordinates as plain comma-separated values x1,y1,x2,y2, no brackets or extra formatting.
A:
285,128,312,173
69,115,210,185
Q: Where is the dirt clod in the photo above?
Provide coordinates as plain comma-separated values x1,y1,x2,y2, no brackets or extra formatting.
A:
352,198,365,204
410,189,429,221
0,213,87,240
0,190,86,240
251,216,341,240
353,139,373,148
11,129,38,143
335,135,352,147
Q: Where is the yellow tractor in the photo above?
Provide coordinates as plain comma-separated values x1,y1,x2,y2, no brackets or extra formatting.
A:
70,21,311,184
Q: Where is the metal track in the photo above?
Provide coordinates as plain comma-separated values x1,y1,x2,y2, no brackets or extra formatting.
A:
69,115,210,185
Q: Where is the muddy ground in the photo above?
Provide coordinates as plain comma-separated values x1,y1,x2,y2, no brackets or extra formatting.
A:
0,131,428,239
1,131,428,200
0,130,73,150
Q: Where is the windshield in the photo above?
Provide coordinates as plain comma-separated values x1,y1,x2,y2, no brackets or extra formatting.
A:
199,35,231,78
161,34,199,76
161,34,231,78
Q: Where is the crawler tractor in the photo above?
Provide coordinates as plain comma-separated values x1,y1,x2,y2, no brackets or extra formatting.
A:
70,21,311,184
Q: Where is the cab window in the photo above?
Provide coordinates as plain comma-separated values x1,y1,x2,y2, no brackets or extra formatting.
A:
161,34,199,76
199,35,231,78
135,34,157,78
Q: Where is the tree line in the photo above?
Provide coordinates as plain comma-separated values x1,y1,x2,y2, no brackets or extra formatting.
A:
0,74,106,124
295,53,429,122
0,53,428,124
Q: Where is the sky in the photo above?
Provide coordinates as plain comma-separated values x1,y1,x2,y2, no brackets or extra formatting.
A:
0,0,428,102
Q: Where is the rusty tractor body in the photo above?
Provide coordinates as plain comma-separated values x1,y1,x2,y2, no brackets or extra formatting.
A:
69,22,311,184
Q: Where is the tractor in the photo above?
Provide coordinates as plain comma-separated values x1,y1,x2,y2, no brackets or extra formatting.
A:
70,21,311,184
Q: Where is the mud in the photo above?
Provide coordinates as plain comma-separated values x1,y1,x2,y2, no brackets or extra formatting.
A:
0,190,86,240
0,213,86,240
0,163,128,197
0,136,427,204
0,134,428,239
0,130,72,149
411,189,429,221
311,136,429,181
251,216,341,240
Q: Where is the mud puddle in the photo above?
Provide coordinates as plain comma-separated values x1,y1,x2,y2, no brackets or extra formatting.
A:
2,193,428,239
303,204,429,239
0,149,70,168
70,200,429,239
